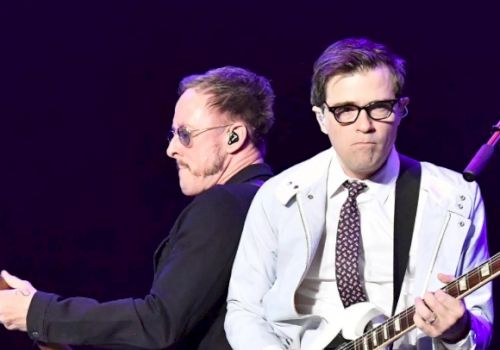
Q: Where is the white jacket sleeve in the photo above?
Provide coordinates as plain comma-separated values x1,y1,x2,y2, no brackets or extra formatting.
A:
225,187,287,350
435,182,493,350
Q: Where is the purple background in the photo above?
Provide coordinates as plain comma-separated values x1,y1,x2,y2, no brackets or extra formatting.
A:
1,1,499,348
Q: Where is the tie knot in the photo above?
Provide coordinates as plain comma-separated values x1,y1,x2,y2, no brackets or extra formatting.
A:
343,180,366,198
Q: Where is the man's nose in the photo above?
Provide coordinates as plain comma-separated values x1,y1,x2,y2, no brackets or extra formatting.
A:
355,109,375,132
166,136,179,158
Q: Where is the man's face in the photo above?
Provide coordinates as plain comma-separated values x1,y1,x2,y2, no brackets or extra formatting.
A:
320,66,405,179
166,88,229,196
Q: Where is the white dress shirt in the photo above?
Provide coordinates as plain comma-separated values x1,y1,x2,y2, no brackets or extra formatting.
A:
295,147,400,323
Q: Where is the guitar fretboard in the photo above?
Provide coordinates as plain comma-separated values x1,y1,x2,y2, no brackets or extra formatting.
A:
337,252,500,350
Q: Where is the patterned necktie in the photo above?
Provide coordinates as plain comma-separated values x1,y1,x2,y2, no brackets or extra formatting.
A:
335,180,367,308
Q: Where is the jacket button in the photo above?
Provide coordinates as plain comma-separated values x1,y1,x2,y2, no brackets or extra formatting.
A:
457,203,464,209
460,195,466,201
32,331,40,338
459,221,465,227
307,194,314,199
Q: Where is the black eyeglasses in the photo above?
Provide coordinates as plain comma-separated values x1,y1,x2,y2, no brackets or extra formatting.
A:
167,124,232,147
324,98,406,125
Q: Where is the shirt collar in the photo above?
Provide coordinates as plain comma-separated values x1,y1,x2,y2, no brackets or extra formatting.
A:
327,147,400,203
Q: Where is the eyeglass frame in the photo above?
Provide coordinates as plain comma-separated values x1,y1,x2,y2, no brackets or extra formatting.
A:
322,97,408,126
167,124,233,147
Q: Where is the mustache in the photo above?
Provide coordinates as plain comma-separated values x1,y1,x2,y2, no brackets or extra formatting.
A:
176,161,190,170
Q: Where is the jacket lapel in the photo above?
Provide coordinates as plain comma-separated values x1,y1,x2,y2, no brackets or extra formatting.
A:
274,149,333,288
296,178,329,267
411,181,472,298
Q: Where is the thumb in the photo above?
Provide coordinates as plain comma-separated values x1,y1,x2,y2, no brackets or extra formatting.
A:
437,272,455,284
1,270,32,290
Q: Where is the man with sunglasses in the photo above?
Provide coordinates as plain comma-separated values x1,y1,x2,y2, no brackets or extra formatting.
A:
226,38,492,349
0,66,274,349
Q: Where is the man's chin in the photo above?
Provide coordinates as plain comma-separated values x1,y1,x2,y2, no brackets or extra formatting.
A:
345,159,384,179
179,184,199,197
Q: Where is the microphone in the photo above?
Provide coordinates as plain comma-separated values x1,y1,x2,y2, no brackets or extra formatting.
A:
463,120,500,182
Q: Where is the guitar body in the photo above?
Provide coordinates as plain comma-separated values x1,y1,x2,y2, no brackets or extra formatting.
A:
340,302,387,340
320,302,388,350
306,302,386,350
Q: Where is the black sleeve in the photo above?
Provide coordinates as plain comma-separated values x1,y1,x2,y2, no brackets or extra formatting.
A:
27,185,252,349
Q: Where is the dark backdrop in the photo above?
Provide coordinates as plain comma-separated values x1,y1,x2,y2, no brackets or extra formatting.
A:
0,1,499,349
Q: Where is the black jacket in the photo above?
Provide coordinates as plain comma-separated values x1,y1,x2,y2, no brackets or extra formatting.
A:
27,163,273,349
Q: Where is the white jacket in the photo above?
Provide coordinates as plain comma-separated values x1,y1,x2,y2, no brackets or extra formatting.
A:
226,148,493,350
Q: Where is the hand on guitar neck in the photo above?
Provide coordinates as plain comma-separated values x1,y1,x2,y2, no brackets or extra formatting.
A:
331,251,499,350
0,273,72,350
414,273,471,343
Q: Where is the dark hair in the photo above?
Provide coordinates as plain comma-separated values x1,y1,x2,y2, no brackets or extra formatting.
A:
179,66,275,154
311,37,406,106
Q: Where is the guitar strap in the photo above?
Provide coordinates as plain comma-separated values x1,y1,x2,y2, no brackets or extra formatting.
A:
392,154,421,315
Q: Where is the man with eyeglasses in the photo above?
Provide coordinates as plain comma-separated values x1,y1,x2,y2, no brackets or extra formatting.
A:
225,38,492,350
0,66,274,349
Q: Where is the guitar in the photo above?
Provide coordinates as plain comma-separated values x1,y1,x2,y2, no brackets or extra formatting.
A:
0,276,72,350
334,251,499,350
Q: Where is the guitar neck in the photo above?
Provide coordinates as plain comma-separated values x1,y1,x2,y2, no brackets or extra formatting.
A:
341,252,500,350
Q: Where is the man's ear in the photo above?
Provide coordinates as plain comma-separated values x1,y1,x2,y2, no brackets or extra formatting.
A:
226,124,247,153
312,106,328,134
399,96,410,119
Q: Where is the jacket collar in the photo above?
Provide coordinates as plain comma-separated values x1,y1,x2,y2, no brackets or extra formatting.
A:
226,163,273,185
275,147,399,206
275,149,334,205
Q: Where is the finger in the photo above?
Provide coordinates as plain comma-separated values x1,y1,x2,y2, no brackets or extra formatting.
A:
437,273,455,284
413,309,427,328
423,290,458,321
0,271,30,290
424,291,457,327
434,289,457,305
434,290,465,318
413,302,440,337
415,296,436,323
421,293,441,316
427,289,463,320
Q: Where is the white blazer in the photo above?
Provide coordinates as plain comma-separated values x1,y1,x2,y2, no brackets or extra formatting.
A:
226,148,493,350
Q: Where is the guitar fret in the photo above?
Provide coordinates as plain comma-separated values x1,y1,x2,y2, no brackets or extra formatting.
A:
458,276,468,292
480,263,491,277
383,323,388,340
354,338,361,350
363,335,369,350
394,316,401,332
372,330,378,346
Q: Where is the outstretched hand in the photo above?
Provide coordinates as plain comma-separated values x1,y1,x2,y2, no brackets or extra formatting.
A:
0,270,36,331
